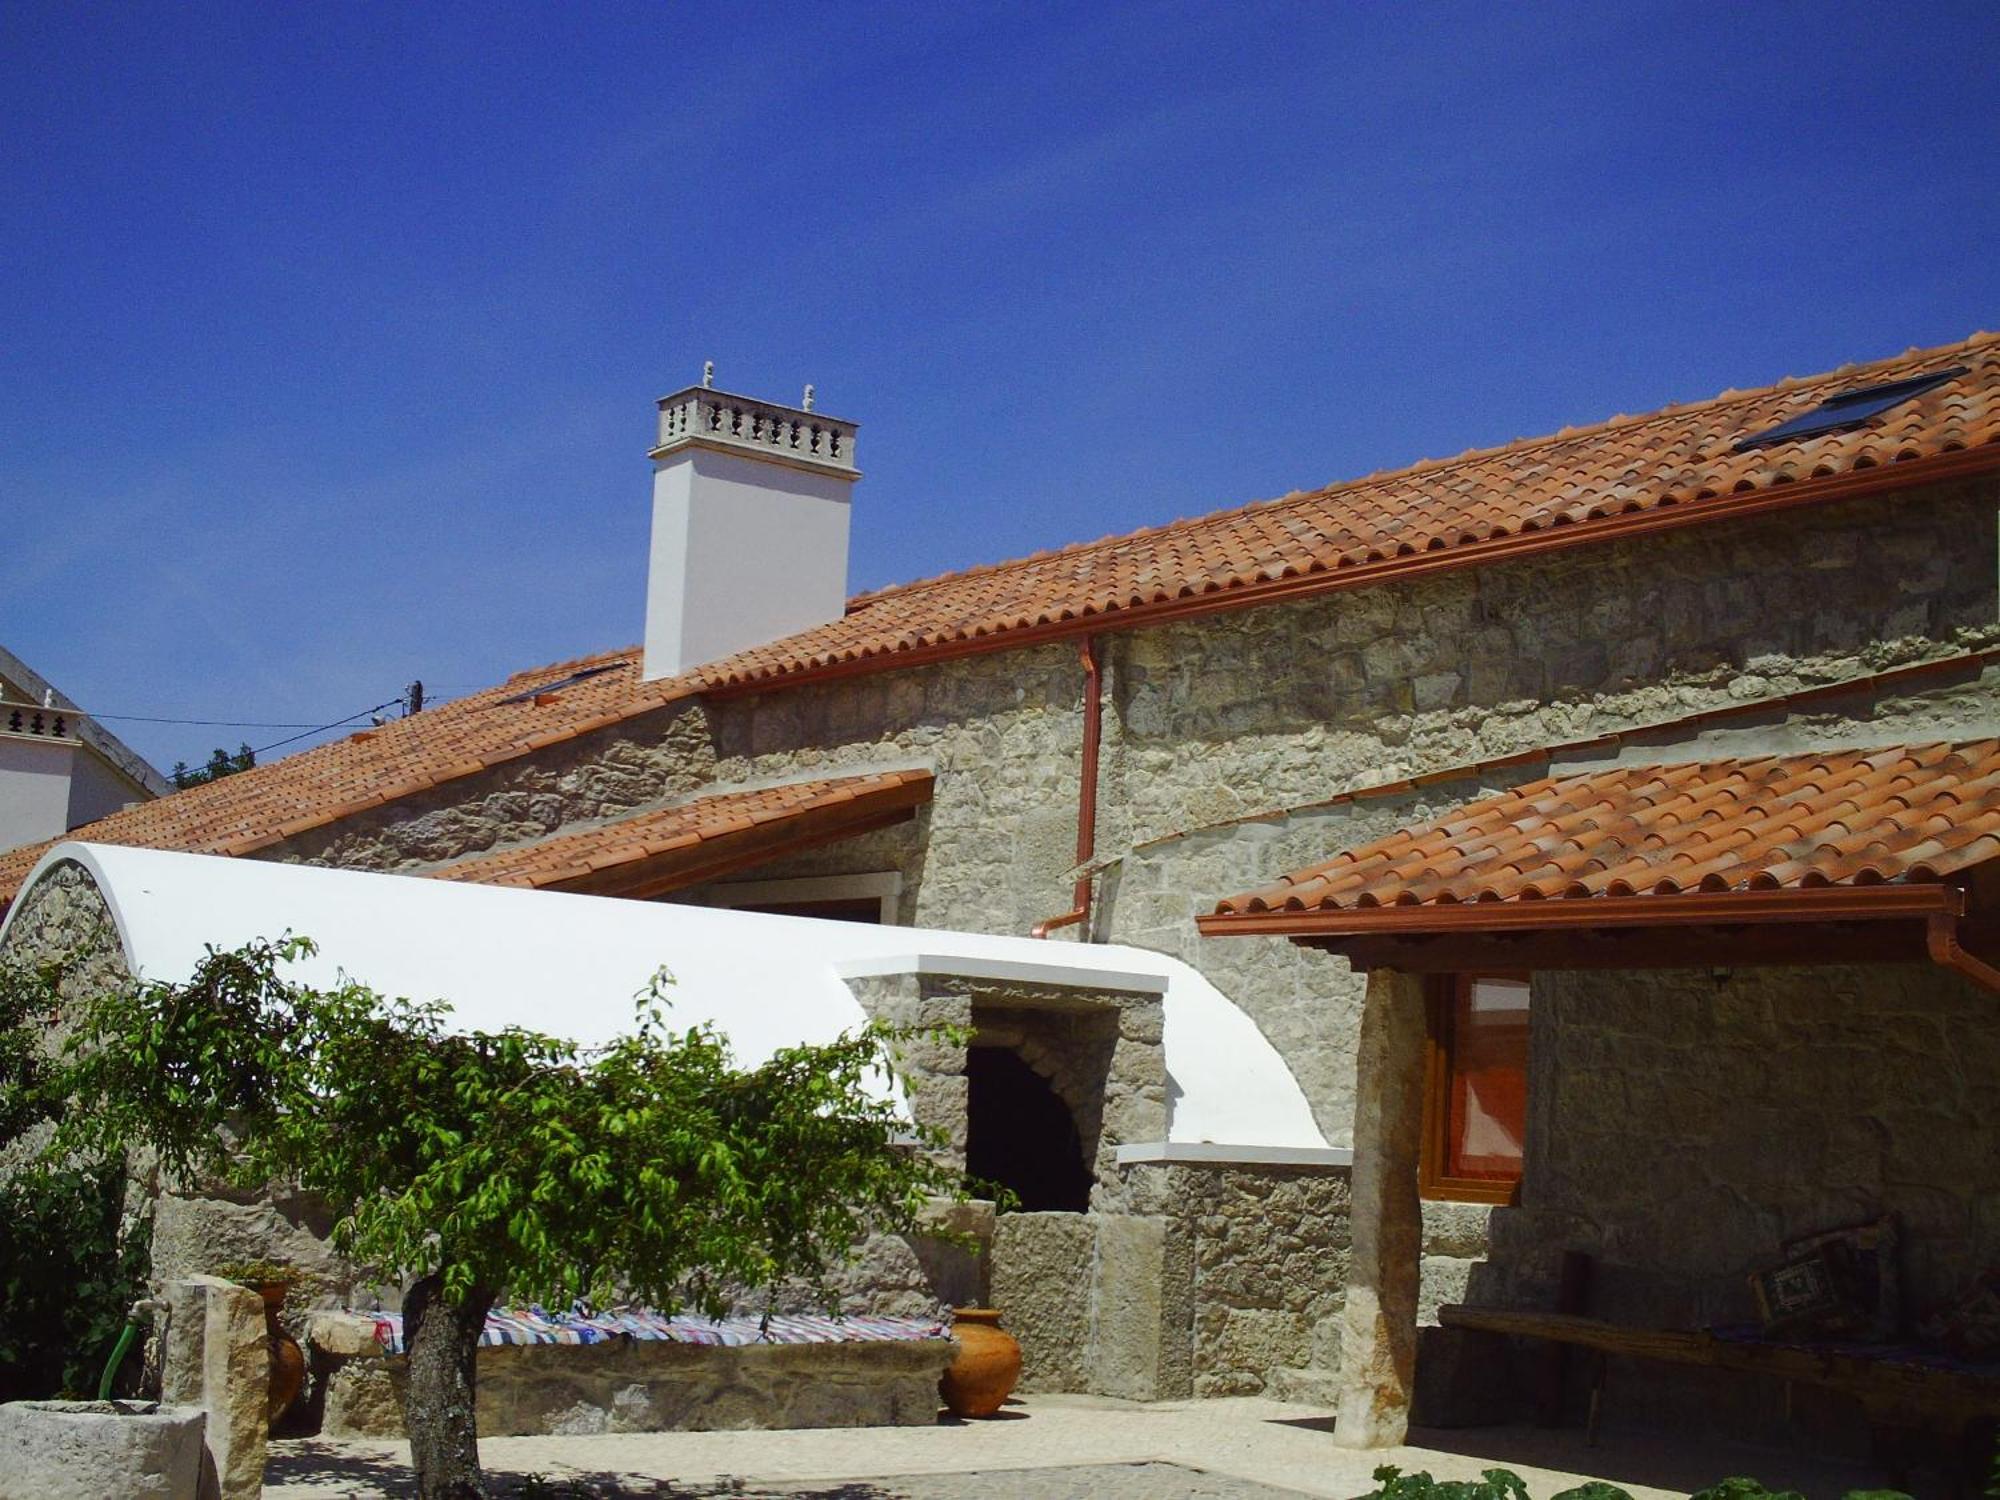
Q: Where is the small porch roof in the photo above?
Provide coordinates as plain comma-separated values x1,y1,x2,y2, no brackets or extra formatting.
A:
1198,740,2000,978
430,768,934,898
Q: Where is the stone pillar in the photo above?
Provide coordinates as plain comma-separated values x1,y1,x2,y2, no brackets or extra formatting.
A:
160,1277,267,1500
1334,967,1426,1448
990,1212,1095,1392
1089,1213,1186,1401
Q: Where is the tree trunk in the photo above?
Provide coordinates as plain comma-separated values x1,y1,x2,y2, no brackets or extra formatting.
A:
400,1272,496,1500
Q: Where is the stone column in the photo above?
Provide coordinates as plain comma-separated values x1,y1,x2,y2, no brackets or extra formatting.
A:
1334,967,1426,1448
160,1276,268,1500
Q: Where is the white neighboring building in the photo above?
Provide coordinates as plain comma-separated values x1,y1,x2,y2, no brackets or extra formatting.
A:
0,646,168,854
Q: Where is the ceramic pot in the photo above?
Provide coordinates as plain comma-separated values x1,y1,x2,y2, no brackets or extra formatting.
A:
254,1282,305,1430
938,1307,1022,1418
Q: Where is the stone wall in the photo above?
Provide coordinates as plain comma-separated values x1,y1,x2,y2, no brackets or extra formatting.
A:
1097,482,2000,1143
1470,959,2000,1450
0,860,124,1174
1166,1162,1350,1400
0,857,130,1017
990,1213,1097,1393
320,1334,952,1439
977,1157,1491,1404
0,859,156,1254
844,972,1169,1216
1488,961,2000,1323
269,478,2000,1150
278,699,723,874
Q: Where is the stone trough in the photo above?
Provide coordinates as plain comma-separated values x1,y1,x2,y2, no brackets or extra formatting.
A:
0,1400,206,1500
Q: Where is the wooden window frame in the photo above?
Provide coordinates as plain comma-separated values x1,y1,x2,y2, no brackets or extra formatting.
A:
1420,972,1528,1206
703,872,904,925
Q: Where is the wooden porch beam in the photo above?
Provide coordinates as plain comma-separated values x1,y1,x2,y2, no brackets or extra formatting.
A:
1322,920,1934,974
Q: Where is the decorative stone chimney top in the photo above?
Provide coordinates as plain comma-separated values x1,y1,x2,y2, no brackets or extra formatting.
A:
652,368,858,480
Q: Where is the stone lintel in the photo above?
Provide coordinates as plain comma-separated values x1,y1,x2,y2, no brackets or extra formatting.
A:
1113,1141,1354,1168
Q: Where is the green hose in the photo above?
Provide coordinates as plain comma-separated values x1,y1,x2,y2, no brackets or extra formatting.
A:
97,1319,139,1401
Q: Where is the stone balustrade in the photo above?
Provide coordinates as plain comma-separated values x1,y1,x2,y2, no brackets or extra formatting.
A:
653,385,858,476
1,700,74,739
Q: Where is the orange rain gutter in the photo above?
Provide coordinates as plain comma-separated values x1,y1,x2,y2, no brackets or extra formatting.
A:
1926,910,2000,994
1033,635,1103,939
705,445,2000,701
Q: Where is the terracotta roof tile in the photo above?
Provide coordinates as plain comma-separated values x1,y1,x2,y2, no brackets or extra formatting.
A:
4,333,1997,904
427,769,933,893
1208,740,2000,918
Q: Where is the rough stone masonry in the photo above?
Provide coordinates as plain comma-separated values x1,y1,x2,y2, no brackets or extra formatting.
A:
11,470,2000,1415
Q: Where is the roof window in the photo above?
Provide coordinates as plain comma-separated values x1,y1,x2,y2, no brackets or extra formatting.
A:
496,662,628,706
1734,366,1965,451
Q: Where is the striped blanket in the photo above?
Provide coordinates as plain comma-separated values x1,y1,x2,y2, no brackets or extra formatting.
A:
363,1305,948,1356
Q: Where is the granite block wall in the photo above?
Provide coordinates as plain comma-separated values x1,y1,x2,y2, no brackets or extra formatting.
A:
1466,959,2000,1452
321,1336,953,1439
1488,960,2000,1325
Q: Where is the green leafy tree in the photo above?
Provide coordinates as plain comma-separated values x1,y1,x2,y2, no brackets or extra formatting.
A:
56,938,962,1500
169,742,256,791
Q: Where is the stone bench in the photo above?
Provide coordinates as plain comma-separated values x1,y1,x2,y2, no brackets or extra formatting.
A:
310,1309,955,1438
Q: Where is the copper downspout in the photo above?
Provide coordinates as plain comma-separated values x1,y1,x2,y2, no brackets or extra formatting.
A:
1926,909,2000,994
1032,634,1102,939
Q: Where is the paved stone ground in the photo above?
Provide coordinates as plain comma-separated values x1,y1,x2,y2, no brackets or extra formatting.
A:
267,1459,1312,1497
263,1394,1904,1500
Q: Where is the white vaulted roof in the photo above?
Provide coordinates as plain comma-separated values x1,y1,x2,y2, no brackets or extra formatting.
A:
2,842,1330,1154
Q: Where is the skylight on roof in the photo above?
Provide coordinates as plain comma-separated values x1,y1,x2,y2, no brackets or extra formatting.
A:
495,662,628,706
1734,366,1965,451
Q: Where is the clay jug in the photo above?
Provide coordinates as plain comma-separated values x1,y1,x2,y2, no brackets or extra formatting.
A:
255,1282,306,1430
938,1307,1022,1418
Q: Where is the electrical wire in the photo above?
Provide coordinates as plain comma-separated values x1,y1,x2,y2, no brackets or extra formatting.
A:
249,698,408,755
81,713,333,729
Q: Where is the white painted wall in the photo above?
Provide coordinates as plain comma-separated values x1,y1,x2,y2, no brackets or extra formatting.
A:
2,843,1332,1153
644,446,855,679
0,737,81,850
63,743,152,828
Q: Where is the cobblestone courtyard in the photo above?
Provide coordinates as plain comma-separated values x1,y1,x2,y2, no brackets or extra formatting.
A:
262,1395,1898,1500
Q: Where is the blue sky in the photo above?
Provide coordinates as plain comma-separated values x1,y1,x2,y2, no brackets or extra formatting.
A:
4,1,1997,774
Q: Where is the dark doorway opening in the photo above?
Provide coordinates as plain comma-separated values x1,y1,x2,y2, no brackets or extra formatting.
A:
964,1045,1093,1212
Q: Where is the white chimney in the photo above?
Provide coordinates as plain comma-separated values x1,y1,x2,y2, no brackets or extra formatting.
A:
643,369,860,681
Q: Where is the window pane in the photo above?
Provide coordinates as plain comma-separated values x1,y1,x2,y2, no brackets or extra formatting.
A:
1447,976,1529,1181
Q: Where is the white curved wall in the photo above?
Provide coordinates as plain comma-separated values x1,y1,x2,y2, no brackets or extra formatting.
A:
2,842,1330,1153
